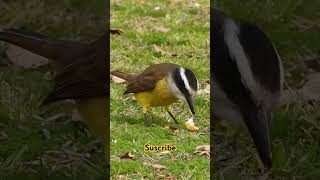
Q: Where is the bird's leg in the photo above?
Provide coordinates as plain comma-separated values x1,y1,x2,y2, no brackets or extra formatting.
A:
143,106,149,127
144,113,149,127
167,111,178,124
166,106,178,124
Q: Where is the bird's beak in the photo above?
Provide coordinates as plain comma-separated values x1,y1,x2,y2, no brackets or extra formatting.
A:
245,108,272,169
186,96,195,115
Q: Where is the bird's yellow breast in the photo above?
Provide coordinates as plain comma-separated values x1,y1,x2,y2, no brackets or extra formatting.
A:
134,79,178,110
76,97,108,141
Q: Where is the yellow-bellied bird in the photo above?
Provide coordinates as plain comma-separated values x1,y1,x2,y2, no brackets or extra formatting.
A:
111,63,198,126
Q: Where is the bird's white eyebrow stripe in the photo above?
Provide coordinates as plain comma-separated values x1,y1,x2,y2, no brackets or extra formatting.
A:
224,18,257,97
179,67,193,94
272,42,284,93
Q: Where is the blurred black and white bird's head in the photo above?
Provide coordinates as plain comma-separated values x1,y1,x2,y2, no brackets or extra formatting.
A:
168,67,198,115
211,9,284,168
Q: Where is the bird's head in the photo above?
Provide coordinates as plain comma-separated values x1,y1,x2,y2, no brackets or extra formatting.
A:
168,67,198,115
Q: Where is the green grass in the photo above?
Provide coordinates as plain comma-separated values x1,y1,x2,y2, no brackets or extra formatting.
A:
0,0,107,179
110,0,210,179
213,1,320,179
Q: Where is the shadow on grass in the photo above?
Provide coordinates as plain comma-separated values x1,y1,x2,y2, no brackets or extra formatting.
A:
112,113,176,127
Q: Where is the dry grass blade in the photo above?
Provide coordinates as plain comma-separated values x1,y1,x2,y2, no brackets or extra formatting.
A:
194,144,210,157
144,162,167,170
111,75,126,84
120,152,135,160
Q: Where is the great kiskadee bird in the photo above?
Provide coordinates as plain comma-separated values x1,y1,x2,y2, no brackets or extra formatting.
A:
211,9,284,168
111,63,198,126
0,28,110,141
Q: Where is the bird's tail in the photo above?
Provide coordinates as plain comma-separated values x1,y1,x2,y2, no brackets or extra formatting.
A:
111,70,136,82
110,29,123,35
0,28,90,66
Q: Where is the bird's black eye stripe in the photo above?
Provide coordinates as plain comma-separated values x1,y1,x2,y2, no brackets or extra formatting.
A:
173,68,190,97
185,68,198,91
238,22,281,92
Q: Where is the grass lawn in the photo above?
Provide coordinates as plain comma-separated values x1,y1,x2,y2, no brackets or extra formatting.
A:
0,0,107,179
213,1,320,179
110,0,210,179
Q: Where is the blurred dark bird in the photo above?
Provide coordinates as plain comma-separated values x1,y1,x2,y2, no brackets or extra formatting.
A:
211,9,284,169
0,28,112,141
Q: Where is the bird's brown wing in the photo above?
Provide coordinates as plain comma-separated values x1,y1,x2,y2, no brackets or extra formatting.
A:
43,35,108,103
124,74,160,94
124,63,178,94
0,29,112,103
